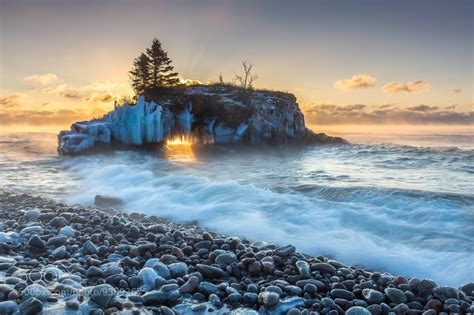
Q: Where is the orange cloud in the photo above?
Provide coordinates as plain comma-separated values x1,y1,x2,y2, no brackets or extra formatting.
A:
304,103,473,125
334,73,376,91
382,80,431,95
0,108,107,126
0,93,25,108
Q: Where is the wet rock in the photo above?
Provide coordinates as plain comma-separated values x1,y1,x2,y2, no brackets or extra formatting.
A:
83,240,99,255
94,195,123,208
168,262,188,278
27,235,46,252
198,282,218,295
432,286,459,302
346,306,372,315
179,275,200,294
52,245,68,259
295,260,311,278
384,287,407,304
0,300,19,314
87,266,103,278
275,245,295,257
311,262,337,275
24,209,41,221
19,297,42,315
362,288,384,304
49,216,68,228
460,283,474,296
215,252,237,265
59,226,76,237
331,288,355,301
196,264,228,279
258,291,280,308
22,284,50,302
89,284,116,308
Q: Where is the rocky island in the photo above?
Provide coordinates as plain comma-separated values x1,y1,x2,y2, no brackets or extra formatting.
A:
57,85,346,155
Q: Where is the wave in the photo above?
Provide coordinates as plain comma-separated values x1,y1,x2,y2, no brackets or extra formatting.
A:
62,152,474,286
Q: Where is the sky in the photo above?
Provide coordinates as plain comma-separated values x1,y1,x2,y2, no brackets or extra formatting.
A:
0,0,473,132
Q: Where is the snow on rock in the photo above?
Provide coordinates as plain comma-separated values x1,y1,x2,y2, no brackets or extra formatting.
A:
58,86,346,154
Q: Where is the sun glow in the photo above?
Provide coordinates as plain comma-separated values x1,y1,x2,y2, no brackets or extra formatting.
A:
164,136,197,163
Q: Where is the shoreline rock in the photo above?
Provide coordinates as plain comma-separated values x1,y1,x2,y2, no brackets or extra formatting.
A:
0,191,472,314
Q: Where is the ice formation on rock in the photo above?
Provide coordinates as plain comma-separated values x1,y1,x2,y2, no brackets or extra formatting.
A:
58,85,346,154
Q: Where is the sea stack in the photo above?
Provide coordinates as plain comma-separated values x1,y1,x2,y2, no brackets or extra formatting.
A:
57,85,346,155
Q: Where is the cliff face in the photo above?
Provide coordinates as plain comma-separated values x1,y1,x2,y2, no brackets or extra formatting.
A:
58,85,346,154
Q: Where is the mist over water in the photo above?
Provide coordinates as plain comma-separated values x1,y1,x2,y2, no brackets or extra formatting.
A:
1,131,473,285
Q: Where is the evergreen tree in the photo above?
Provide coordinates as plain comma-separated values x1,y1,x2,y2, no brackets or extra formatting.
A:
129,53,151,95
146,38,180,87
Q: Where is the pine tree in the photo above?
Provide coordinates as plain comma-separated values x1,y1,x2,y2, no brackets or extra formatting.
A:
129,53,151,95
146,38,180,88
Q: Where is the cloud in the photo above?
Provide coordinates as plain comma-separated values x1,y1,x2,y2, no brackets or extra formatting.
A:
42,81,130,103
382,80,431,95
334,73,376,91
24,73,58,87
0,94,25,108
304,103,474,125
86,92,114,103
406,105,438,112
43,84,83,99
451,89,462,94
0,108,107,126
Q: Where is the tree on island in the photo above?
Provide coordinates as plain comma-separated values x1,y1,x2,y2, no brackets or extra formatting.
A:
129,38,180,96
234,61,258,89
129,53,151,95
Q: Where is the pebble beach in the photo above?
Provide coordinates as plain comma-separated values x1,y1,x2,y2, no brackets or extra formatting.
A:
0,191,473,315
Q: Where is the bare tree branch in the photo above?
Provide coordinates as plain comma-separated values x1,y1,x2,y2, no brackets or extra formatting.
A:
234,61,258,89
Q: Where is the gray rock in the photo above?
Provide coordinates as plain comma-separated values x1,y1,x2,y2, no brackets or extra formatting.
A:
22,284,50,301
311,262,337,275
215,252,237,265
331,288,355,300
52,245,68,259
287,308,301,315
258,291,280,308
83,240,99,255
24,209,41,221
47,235,67,246
346,306,371,315
94,195,123,208
362,288,384,304
416,279,437,298
275,245,295,257
228,292,242,303
295,260,310,278
89,284,116,308
460,283,474,296
19,297,42,315
243,292,258,303
59,226,76,237
168,262,188,278
432,286,459,302
27,235,46,252
198,282,218,295
196,264,228,279
49,216,68,228
179,276,200,294
0,300,19,315
384,287,407,304
86,266,103,278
